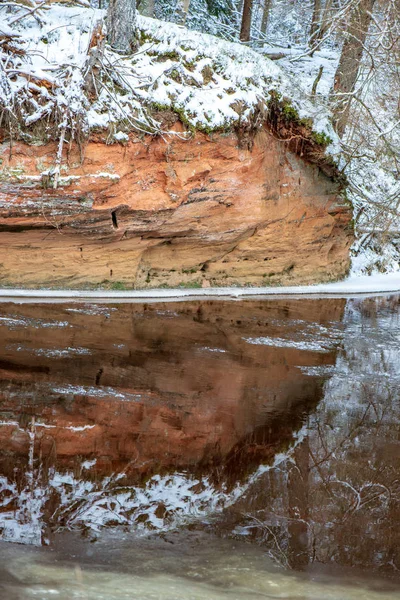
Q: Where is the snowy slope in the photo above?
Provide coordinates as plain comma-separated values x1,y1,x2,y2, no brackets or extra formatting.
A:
0,5,337,147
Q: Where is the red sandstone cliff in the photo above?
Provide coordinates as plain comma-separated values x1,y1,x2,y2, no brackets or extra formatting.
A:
0,127,353,289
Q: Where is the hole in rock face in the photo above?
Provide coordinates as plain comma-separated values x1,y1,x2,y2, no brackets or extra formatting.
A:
111,210,118,229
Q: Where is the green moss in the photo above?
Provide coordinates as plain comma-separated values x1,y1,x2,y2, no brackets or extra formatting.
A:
156,50,181,62
170,68,182,84
183,59,197,72
98,280,128,291
110,281,127,290
180,44,195,52
171,105,196,133
178,281,202,288
139,30,155,45
150,101,171,112
182,268,197,274
194,122,213,134
311,131,333,146
282,102,300,122
0,167,24,181
346,218,355,232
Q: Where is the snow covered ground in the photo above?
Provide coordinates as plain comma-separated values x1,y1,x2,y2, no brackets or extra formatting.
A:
0,5,337,141
0,273,399,302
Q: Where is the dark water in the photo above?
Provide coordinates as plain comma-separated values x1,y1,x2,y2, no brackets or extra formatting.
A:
0,295,399,599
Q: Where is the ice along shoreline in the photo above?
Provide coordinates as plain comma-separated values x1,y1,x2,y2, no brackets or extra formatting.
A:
0,273,399,303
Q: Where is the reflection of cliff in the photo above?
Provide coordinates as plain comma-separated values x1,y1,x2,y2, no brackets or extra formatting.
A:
0,298,344,544
224,295,400,576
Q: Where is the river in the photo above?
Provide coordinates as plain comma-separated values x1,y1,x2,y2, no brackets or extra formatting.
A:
0,294,399,599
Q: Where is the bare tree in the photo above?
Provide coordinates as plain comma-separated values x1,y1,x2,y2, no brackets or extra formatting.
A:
107,0,137,54
240,0,253,41
332,0,377,136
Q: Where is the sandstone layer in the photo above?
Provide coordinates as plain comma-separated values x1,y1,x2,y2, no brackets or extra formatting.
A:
0,128,353,288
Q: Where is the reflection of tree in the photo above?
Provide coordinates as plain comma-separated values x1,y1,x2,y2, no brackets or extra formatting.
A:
230,295,400,575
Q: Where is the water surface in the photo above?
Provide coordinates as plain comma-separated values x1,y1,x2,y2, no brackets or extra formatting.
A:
0,295,399,598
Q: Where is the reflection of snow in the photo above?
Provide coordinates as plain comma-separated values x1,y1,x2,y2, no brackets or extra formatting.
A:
0,425,46,546
199,347,227,353
297,366,336,376
8,345,91,358
66,305,118,317
52,384,142,402
0,424,307,544
244,336,334,352
0,316,70,329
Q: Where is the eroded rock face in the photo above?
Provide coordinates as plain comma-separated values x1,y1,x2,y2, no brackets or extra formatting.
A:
0,129,353,288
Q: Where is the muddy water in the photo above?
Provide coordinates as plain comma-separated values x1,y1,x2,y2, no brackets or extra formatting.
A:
0,295,399,599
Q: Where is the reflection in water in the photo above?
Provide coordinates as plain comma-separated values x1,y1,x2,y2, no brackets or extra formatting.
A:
0,295,399,596
0,299,341,546
223,296,400,576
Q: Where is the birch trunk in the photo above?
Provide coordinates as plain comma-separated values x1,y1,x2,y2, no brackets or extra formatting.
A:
107,0,137,54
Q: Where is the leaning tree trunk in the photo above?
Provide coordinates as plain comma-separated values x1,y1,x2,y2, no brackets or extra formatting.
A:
240,0,253,42
107,0,137,54
260,0,272,35
332,0,376,137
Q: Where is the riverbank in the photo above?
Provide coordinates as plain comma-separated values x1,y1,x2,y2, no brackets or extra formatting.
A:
0,272,399,302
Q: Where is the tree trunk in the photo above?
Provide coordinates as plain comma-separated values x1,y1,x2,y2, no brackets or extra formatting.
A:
178,0,191,24
107,0,137,54
309,0,333,55
260,0,272,35
309,0,322,45
332,0,376,137
240,0,253,42
139,0,155,18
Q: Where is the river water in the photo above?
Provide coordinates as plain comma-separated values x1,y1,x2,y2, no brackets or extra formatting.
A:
0,295,399,599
